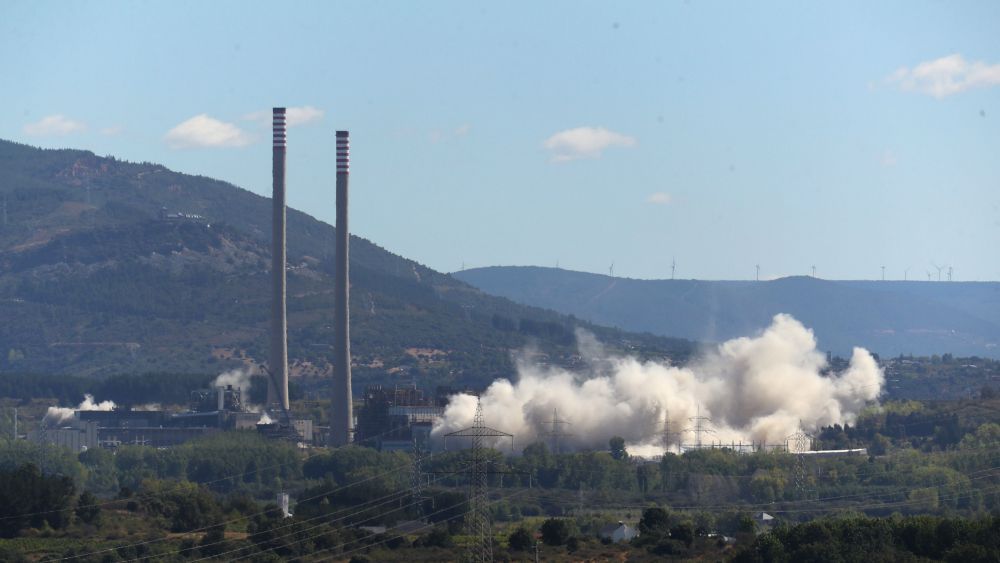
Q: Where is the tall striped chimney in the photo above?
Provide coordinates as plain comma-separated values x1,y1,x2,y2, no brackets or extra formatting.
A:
268,108,290,411
331,130,353,446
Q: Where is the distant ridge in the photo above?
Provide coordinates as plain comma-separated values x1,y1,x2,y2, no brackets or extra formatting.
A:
0,140,694,384
453,266,1000,358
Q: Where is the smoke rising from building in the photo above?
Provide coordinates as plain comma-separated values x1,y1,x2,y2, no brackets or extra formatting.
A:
213,368,255,394
432,314,883,453
44,394,116,426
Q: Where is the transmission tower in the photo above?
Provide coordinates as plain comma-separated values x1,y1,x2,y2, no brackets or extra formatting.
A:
444,398,514,563
685,406,715,449
411,437,430,520
662,416,683,454
786,431,813,499
538,408,573,454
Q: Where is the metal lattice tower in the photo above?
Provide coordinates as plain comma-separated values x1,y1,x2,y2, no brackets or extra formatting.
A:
786,431,813,499
662,415,682,454
444,398,514,563
539,408,573,454
685,406,715,449
411,437,428,520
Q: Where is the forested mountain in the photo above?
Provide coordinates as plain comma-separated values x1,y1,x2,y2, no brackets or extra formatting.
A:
0,140,693,387
453,266,1000,359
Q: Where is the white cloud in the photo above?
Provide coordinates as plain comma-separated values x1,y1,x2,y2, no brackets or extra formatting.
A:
23,114,87,136
887,54,1000,98
242,105,324,127
543,126,636,162
286,105,325,126
164,114,254,149
100,125,124,137
429,124,473,143
879,150,897,167
646,192,672,205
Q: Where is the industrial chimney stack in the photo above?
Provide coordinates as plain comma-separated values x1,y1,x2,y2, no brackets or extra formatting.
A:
331,130,353,446
268,108,290,411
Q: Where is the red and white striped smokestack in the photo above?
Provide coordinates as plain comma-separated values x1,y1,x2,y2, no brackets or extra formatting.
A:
268,108,290,411
331,130,353,446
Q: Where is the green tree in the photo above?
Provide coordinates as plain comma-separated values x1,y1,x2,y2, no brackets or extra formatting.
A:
75,490,101,525
639,507,672,537
0,463,76,536
609,436,628,460
541,518,571,546
508,526,533,551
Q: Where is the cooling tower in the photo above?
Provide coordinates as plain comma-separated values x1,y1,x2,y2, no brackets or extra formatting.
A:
331,130,353,446
268,108,290,411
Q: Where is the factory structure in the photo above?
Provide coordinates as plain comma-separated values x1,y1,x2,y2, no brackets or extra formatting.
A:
262,109,355,447
27,108,449,454
29,385,314,452
354,384,461,451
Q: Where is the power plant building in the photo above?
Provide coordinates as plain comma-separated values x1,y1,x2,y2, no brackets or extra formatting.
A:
354,384,450,451
30,385,313,451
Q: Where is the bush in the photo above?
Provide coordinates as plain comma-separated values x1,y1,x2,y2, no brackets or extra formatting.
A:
75,491,101,525
508,526,533,551
541,518,571,546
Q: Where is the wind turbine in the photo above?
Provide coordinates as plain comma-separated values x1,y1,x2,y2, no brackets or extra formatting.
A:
881,265,885,281
948,266,953,282
609,262,614,278
811,265,816,278
904,267,910,281
932,262,944,282
755,264,760,282
671,257,676,280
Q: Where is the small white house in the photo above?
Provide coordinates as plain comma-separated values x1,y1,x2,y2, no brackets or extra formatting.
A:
753,512,775,534
599,521,639,543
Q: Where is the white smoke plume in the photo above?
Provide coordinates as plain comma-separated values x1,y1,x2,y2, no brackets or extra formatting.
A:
44,394,117,426
432,314,883,454
257,412,274,425
213,368,255,394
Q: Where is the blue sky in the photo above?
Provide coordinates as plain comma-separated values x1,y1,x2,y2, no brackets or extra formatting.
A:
1,1,998,281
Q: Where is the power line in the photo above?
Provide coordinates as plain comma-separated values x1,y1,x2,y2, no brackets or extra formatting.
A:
11,421,421,523
53,430,455,561
538,408,572,454
684,406,715,449
316,487,535,563
135,463,467,563
444,398,514,563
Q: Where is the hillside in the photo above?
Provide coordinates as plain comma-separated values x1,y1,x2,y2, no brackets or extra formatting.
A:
0,140,693,388
453,266,1000,359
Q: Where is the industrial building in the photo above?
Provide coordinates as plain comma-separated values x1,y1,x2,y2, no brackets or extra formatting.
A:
29,385,313,452
353,384,454,451
32,110,360,453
